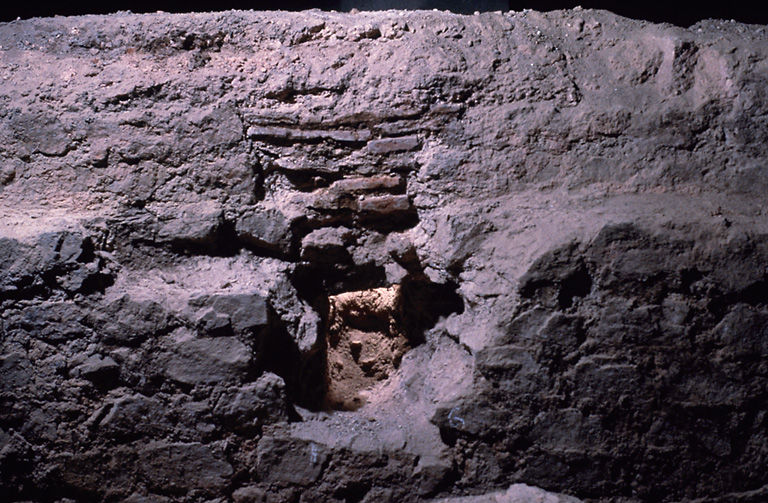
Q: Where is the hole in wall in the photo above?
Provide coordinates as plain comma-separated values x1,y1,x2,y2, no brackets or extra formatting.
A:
322,276,464,411
557,265,593,309
169,220,240,257
324,285,407,410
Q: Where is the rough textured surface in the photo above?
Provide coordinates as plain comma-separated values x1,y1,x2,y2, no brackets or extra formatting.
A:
1,7,767,503
326,285,409,410
434,483,583,502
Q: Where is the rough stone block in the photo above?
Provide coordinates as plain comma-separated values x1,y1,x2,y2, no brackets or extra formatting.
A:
247,125,371,144
329,175,402,193
256,436,326,486
96,393,170,439
164,336,251,385
70,355,120,388
210,293,269,334
236,208,293,256
155,200,224,244
357,194,411,214
213,372,288,433
366,135,421,154
138,441,233,491
300,227,353,262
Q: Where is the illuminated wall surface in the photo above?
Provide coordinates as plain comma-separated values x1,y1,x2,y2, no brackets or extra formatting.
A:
339,1,509,13
0,8,767,503
4,2,768,26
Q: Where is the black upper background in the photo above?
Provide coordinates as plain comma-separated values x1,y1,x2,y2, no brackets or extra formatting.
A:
1,1,768,29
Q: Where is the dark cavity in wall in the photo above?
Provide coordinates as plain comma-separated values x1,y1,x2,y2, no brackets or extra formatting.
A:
288,266,463,411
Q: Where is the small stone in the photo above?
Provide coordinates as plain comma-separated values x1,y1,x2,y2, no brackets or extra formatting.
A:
120,493,172,503
232,485,266,503
236,207,292,256
413,456,453,496
325,129,373,143
366,135,420,154
71,355,119,388
385,261,408,283
0,164,16,185
309,189,358,211
430,102,464,115
301,226,352,249
97,393,170,438
301,227,353,262
329,175,402,193
0,352,33,389
358,195,412,214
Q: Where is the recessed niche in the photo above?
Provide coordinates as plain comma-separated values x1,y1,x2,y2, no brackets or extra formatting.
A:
324,285,408,410
321,278,465,410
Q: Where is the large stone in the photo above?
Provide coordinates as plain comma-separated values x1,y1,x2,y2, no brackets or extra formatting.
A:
138,441,233,491
236,208,293,256
213,372,289,433
256,436,327,486
155,201,225,245
70,355,120,388
95,393,171,440
9,112,73,156
164,336,251,385
91,294,175,345
190,293,270,337
0,231,110,298
12,301,88,343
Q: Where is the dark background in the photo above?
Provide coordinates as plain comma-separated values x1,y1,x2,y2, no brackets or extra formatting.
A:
2,1,768,28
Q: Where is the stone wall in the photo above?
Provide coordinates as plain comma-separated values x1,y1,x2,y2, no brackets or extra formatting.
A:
0,8,767,503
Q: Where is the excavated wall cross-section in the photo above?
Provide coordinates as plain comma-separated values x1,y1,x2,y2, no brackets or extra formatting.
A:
1,8,767,503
